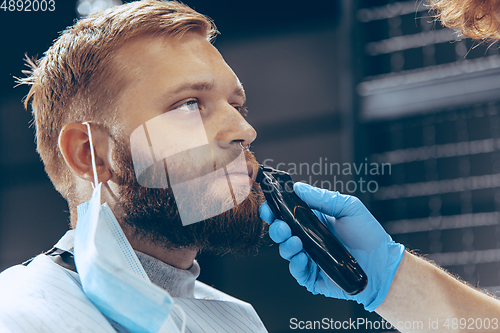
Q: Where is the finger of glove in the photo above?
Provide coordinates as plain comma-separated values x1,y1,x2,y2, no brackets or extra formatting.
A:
259,201,276,223
289,251,316,286
293,182,364,219
269,220,292,243
279,236,303,260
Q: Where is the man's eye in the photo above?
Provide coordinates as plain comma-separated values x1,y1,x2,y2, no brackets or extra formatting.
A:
174,100,200,113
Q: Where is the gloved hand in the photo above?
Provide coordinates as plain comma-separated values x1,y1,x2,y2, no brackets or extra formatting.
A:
259,182,405,312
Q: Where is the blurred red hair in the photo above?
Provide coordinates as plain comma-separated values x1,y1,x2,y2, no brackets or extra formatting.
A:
430,0,500,40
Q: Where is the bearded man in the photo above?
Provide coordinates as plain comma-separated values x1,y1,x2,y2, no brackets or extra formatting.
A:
0,1,267,332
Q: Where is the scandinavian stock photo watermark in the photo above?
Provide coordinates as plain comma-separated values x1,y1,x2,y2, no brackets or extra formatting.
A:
289,317,500,331
262,157,391,194
290,317,398,331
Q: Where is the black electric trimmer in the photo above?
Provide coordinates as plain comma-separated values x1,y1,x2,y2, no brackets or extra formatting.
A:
256,165,367,295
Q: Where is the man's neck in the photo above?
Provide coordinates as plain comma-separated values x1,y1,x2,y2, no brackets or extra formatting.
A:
134,250,199,297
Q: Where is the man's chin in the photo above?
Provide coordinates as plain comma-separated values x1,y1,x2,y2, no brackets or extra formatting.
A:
206,177,254,207
201,186,266,255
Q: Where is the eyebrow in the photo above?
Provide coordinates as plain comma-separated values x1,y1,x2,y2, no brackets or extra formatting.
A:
160,80,247,104
173,80,216,95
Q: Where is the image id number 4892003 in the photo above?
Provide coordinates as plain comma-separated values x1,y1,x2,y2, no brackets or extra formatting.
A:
1,0,55,11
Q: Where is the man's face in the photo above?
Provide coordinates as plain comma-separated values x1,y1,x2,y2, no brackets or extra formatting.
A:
110,32,265,254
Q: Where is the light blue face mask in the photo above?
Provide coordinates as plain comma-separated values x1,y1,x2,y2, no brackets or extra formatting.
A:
73,122,186,333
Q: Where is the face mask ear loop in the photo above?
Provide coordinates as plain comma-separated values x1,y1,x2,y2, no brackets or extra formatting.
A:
82,122,99,188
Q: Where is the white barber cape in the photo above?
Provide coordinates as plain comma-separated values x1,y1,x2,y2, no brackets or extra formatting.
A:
0,231,267,332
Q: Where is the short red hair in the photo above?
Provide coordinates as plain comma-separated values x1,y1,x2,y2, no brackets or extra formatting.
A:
19,0,217,201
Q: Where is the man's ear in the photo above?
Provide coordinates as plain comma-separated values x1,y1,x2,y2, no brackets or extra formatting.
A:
58,122,112,183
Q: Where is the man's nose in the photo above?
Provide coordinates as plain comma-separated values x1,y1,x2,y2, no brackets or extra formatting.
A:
214,104,257,150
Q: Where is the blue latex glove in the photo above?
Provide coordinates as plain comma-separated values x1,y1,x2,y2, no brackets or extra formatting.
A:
259,182,405,312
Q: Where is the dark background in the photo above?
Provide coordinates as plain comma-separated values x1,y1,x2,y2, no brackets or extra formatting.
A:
3,1,500,332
